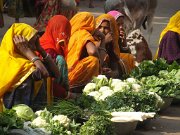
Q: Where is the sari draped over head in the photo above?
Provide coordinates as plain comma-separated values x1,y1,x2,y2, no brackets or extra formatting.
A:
0,23,37,111
155,11,180,59
96,14,120,56
107,10,124,20
95,14,135,73
40,15,71,57
40,15,71,98
67,12,99,87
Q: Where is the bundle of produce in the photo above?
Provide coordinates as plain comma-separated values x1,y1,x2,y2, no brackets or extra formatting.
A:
0,109,24,134
130,58,179,79
80,113,114,135
23,108,80,135
78,75,162,113
129,58,180,98
110,112,156,122
47,100,83,121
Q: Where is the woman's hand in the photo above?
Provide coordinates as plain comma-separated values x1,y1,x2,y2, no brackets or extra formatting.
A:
119,26,126,39
13,35,50,78
93,29,105,41
104,32,113,44
34,60,49,77
13,35,31,53
102,67,114,78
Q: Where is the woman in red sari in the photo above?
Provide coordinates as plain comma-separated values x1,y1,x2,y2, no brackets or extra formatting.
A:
40,15,71,99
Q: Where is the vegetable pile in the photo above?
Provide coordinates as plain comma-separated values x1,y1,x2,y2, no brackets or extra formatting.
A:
130,58,180,98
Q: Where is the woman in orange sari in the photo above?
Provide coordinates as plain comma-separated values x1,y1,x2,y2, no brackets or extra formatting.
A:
95,14,135,74
66,12,100,90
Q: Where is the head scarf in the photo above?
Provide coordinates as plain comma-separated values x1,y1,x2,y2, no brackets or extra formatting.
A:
107,10,124,20
95,14,120,56
155,11,180,59
159,11,180,43
66,12,96,69
0,23,37,97
40,15,71,56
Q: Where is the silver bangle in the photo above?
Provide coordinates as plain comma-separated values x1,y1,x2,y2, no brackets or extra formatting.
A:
43,53,49,60
31,57,41,63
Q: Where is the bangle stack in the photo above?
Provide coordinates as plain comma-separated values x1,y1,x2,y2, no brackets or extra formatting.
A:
31,57,41,63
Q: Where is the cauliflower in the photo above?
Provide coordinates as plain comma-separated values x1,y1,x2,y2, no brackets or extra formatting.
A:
126,78,137,84
132,84,142,92
35,110,44,116
148,92,164,108
88,91,101,101
83,83,96,95
31,117,48,128
96,75,108,80
110,79,123,88
113,82,130,92
52,115,70,127
99,86,112,93
99,90,114,101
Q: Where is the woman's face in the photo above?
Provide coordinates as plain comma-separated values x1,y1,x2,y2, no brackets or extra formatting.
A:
97,20,111,35
116,17,124,28
28,34,40,51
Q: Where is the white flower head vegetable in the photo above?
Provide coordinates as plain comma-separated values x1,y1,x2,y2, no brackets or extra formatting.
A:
110,79,123,88
148,92,164,108
132,84,142,92
83,83,96,95
31,117,48,128
126,78,137,84
88,91,101,101
52,115,70,127
67,131,71,135
113,82,130,92
99,90,114,101
96,75,108,80
99,86,111,93
35,110,44,116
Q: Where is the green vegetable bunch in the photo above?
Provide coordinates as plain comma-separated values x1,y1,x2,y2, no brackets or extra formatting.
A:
80,114,114,135
0,109,24,134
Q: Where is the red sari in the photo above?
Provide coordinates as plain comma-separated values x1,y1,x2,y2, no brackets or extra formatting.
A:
40,15,71,98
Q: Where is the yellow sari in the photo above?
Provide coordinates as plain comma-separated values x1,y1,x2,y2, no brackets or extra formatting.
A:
95,14,135,73
0,23,37,111
66,12,99,87
154,11,180,59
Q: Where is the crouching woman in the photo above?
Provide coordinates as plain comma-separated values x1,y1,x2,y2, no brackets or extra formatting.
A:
0,23,59,111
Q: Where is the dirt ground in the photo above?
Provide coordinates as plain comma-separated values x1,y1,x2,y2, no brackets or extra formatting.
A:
134,103,180,135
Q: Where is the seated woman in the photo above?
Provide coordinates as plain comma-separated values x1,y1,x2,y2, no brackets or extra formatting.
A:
155,11,180,64
108,10,131,53
95,14,135,74
66,12,100,91
94,14,126,79
0,23,59,111
40,15,71,98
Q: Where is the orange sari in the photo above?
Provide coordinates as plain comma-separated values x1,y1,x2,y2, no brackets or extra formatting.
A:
95,14,135,73
66,12,99,87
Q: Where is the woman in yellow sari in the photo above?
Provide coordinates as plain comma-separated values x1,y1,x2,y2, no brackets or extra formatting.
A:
0,23,59,111
154,11,180,64
66,12,100,90
95,14,135,74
